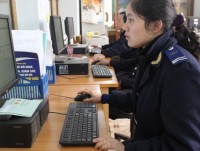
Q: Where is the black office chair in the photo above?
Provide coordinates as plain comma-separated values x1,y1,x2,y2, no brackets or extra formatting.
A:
114,132,130,141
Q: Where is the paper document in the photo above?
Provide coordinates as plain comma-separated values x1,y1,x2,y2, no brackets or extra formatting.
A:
12,30,46,76
0,99,42,117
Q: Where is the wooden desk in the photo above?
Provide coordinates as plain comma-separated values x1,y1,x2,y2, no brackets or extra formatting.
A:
51,55,118,94
53,66,118,93
52,58,119,122
0,85,108,151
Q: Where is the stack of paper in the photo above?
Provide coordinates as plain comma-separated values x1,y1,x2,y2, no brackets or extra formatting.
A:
0,99,42,117
12,30,47,76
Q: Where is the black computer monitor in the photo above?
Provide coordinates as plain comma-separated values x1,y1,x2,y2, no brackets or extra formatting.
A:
0,15,19,98
187,16,200,30
49,15,66,55
64,17,75,44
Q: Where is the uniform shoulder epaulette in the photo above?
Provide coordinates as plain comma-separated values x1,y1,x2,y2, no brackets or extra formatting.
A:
164,46,188,65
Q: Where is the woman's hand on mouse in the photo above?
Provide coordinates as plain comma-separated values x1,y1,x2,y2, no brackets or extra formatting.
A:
77,89,101,103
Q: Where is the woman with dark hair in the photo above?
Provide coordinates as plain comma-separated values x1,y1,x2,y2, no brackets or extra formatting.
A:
78,0,200,150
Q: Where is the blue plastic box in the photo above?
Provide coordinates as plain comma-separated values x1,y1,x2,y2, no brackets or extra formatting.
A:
46,64,56,84
1,51,49,100
2,73,48,99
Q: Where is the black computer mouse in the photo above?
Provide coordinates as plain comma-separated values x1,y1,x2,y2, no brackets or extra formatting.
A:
74,93,91,101
91,60,100,65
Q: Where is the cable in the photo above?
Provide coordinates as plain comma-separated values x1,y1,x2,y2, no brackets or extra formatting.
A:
49,112,66,115
48,94,74,100
48,94,74,115
58,74,90,79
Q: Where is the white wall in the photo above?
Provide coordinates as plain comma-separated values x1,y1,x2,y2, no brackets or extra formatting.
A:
15,0,50,30
193,0,200,17
60,0,80,36
16,0,40,29
0,0,13,28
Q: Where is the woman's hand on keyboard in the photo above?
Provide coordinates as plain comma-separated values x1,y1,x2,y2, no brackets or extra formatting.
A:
97,58,110,65
94,54,105,59
93,137,125,151
77,89,101,103
92,58,110,65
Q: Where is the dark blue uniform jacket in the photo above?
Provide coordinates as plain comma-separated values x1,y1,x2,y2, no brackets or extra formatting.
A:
110,49,138,71
102,31,131,57
110,49,139,89
102,30,200,150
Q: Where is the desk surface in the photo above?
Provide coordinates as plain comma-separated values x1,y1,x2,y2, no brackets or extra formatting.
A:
0,85,108,151
52,56,118,89
53,68,118,88
52,56,118,123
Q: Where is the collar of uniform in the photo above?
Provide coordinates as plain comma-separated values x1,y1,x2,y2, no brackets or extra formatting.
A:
145,30,177,65
146,30,174,56
138,30,173,61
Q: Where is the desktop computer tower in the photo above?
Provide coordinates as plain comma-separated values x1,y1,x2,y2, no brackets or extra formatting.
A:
55,57,89,75
0,112,41,148
60,44,88,55
71,44,88,54
0,99,49,148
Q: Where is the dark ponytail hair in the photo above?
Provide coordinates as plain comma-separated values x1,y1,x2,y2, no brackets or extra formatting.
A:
172,15,200,61
130,0,200,61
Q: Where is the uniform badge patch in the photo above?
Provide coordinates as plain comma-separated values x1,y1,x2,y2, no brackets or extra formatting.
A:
165,46,188,64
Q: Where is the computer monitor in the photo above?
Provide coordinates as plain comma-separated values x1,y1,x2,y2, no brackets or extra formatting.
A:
187,16,200,30
49,15,66,55
64,17,75,44
0,15,19,98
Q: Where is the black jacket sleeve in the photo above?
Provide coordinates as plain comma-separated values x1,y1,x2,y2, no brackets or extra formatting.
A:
110,48,139,71
101,32,130,57
110,58,137,71
120,78,134,89
108,90,135,113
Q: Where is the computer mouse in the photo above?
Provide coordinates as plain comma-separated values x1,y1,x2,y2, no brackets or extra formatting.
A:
74,93,91,101
91,60,100,65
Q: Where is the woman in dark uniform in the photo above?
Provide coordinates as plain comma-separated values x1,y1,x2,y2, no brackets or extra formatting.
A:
78,0,200,150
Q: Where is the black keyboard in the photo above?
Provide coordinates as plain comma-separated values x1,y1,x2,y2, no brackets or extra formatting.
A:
59,102,99,146
91,65,112,78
